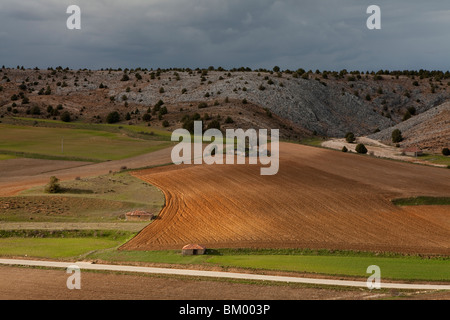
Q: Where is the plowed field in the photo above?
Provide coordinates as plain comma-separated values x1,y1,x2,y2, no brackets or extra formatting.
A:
121,143,450,254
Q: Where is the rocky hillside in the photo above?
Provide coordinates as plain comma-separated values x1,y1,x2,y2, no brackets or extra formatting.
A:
1,67,449,138
368,101,450,152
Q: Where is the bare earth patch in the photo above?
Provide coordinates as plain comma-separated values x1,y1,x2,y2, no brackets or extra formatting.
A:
1,265,447,300
0,147,173,197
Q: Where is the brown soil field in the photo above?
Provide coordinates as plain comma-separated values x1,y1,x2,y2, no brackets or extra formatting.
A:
1,265,447,300
0,146,173,197
122,142,450,254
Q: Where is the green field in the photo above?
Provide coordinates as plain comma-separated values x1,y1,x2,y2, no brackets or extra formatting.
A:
86,249,450,282
421,154,450,166
0,230,133,259
9,117,173,140
0,154,16,161
0,123,171,162
392,196,450,206
206,254,449,281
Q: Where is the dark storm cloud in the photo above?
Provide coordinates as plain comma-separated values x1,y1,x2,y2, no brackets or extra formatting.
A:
0,0,449,70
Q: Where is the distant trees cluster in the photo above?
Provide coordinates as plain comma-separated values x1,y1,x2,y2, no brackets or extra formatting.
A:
2,65,450,82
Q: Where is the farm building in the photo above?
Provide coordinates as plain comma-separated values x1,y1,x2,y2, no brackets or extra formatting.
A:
182,244,206,256
403,147,423,157
125,210,153,221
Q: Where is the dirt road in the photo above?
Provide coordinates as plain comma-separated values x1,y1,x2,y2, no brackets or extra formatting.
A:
1,259,449,291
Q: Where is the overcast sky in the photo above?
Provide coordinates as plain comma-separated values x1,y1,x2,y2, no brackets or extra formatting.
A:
0,0,449,71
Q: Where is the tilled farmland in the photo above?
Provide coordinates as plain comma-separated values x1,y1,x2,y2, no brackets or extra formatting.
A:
122,143,450,254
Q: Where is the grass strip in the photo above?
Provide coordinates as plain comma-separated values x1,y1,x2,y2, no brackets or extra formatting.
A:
392,196,450,206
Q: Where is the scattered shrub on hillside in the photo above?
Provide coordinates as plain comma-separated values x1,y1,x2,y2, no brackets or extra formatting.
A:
60,111,71,122
106,111,120,124
392,129,403,143
207,120,221,130
407,106,416,115
155,100,164,108
355,143,368,154
342,146,348,153
198,102,208,109
442,148,450,156
345,132,356,143
142,113,152,122
30,106,41,115
242,98,248,104
162,120,170,127
402,111,412,121
182,119,195,133
159,87,165,93
225,116,234,124
45,176,62,194
374,75,383,81
159,106,168,115
121,74,129,81
125,112,131,121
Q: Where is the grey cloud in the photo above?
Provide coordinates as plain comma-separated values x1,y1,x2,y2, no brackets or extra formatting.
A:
0,0,449,71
